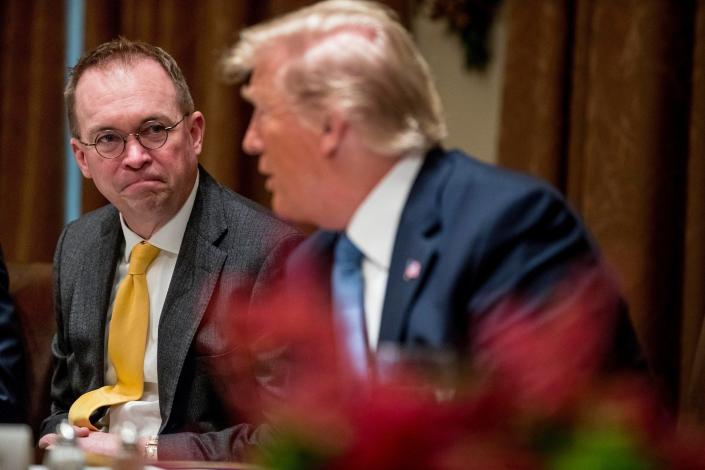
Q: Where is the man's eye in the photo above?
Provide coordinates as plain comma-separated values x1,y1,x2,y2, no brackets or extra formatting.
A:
95,133,121,145
141,123,166,136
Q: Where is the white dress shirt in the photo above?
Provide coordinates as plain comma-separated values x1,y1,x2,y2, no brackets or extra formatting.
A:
102,172,199,438
346,152,423,350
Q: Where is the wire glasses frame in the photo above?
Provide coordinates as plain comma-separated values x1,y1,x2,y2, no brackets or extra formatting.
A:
78,114,189,159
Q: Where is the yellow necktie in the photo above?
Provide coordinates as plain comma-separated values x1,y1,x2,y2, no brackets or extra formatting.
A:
69,241,160,430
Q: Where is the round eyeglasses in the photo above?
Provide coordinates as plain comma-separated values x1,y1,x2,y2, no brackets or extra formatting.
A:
79,115,188,159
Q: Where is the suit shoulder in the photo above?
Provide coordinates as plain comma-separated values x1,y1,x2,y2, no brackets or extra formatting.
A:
217,185,301,244
53,205,120,294
427,150,593,248
60,204,118,243
445,150,560,198
435,150,570,217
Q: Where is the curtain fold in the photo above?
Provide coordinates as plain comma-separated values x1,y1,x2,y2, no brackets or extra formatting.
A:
499,0,571,190
0,1,65,263
499,0,699,412
682,0,705,424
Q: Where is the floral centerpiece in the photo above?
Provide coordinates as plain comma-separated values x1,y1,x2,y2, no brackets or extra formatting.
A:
219,268,705,469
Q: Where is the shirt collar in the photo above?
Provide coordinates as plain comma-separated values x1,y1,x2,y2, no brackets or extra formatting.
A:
120,171,200,261
347,151,424,270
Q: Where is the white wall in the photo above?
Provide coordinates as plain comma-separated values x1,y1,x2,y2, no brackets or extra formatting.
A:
412,3,506,164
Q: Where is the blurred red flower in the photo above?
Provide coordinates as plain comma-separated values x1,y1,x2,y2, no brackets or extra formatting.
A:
212,264,705,469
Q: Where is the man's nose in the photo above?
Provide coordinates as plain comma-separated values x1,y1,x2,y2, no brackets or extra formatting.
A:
242,119,263,156
121,135,151,168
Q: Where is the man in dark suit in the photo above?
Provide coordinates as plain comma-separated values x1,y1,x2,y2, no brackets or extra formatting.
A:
222,1,637,371
38,38,300,460
0,245,26,423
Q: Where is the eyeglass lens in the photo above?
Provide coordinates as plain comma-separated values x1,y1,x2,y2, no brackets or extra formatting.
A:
94,121,171,159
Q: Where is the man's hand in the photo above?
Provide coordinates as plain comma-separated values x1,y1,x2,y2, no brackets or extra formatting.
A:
40,428,150,460
74,431,122,456
38,426,90,449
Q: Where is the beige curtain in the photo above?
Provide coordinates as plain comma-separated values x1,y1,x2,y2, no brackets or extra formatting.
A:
499,0,703,416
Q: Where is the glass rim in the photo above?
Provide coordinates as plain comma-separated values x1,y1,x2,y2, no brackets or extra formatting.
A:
77,114,188,159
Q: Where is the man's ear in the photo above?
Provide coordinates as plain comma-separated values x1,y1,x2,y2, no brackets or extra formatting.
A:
320,112,347,158
188,111,206,155
71,138,92,179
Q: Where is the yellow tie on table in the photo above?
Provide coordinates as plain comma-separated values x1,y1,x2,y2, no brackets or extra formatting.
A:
68,241,160,430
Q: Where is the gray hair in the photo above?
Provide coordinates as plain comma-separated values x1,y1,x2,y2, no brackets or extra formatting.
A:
222,0,446,155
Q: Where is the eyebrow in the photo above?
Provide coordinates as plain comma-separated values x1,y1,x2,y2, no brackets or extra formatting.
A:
85,115,172,138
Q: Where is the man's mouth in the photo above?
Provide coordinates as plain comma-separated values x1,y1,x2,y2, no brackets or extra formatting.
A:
264,176,274,192
123,177,163,192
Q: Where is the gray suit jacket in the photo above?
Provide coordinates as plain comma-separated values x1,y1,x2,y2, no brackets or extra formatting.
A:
40,167,301,461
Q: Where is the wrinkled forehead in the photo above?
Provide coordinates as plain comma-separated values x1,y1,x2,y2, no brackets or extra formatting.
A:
74,58,180,131
79,57,177,100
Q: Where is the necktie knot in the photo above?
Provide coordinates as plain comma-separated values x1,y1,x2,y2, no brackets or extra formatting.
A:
334,235,363,267
128,242,160,275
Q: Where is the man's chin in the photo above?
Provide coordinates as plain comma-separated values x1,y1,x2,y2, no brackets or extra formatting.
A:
271,196,304,224
120,192,171,217
271,197,337,232
271,200,292,221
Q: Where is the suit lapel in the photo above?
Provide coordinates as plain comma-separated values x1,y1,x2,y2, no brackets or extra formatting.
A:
157,169,228,427
378,148,448,344
75,211,122,389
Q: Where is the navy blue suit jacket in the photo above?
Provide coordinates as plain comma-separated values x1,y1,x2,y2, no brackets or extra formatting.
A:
288,148,633,358
0,245,26,423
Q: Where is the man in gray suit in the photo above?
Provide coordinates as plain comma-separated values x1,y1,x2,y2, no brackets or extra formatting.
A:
37,38,300,461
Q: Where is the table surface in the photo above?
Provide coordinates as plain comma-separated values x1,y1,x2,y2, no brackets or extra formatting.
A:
31,461,261,470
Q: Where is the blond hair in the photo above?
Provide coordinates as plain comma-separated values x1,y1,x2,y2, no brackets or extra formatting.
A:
222,0,446,155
